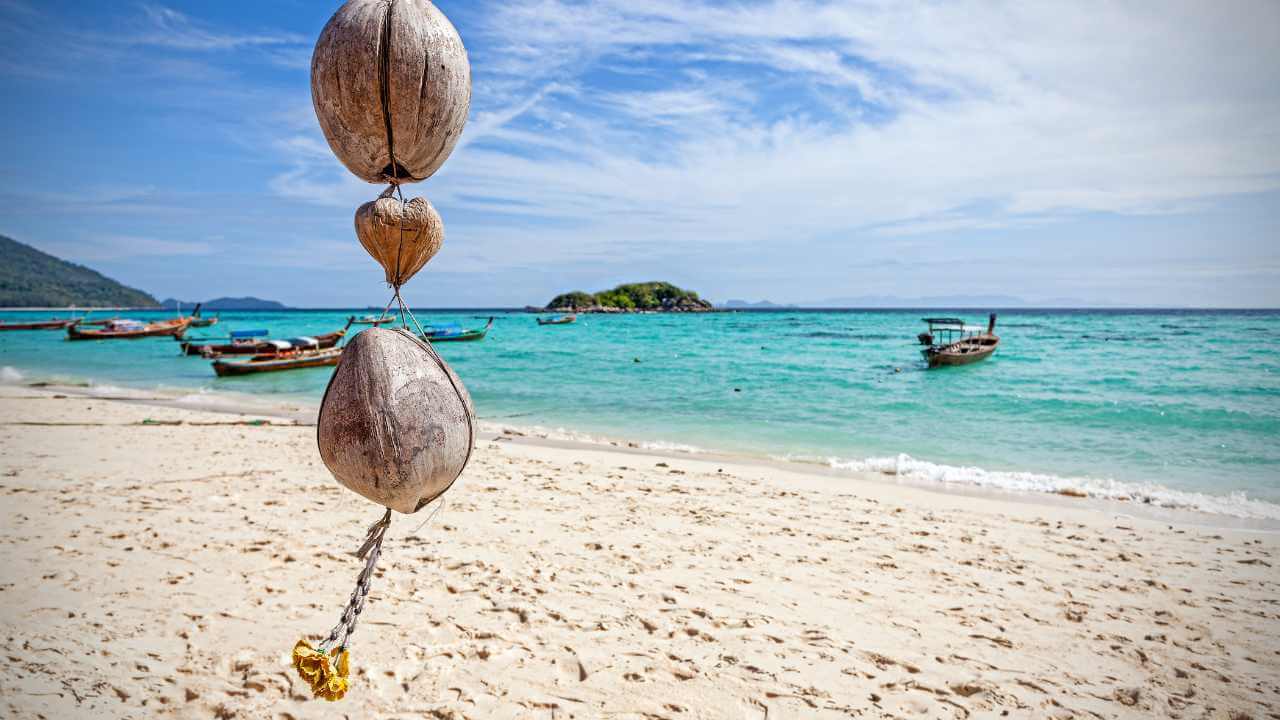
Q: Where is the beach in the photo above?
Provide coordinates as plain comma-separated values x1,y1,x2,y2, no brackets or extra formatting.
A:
2,384,1276,719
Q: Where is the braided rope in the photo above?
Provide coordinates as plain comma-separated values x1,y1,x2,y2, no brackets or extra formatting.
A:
319,508,392,652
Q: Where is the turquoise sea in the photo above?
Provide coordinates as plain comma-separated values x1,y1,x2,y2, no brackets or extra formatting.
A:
2,308,1278,519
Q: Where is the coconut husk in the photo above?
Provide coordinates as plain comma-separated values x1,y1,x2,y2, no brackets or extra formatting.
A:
311,0,471,185
317,327,474,514
355,196,443,287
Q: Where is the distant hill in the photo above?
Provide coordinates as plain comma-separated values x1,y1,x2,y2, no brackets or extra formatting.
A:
721,299,799,309
545,282,714,313
0,235,159,308
161,296,289,310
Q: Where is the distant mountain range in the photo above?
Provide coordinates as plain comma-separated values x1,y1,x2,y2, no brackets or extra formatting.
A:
161,297,290,311
721,299,800,309
0,235,159,308
802,294,1102,308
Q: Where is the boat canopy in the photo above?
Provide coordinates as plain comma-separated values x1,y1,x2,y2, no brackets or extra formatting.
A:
231,329,269,339
921,317,966,326
286,336,319,347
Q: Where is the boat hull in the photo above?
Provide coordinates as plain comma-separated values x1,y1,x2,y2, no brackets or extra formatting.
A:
182,329,346,356
67,319,190,340
212,349,342,377
422,318,493,343
537,316,576,325
923,334,999,368
424,330,486,342
0,319,77,331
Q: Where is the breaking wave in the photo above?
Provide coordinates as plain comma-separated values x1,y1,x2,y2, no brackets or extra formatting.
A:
825,453,1280,521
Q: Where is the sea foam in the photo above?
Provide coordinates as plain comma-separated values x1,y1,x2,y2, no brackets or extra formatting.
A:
0,366,23,384
827,453,1280,521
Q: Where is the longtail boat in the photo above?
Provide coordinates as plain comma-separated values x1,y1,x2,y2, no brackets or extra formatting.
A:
918,314,999,368
351,314,394,325
67,317,191,340
537,314,576,326
422,317,493,343
190,306,220,328
212,346,343,377
181,318,353,357
0,318,80,331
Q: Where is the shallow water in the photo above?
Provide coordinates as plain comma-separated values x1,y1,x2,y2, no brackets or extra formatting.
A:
2,308,1278,517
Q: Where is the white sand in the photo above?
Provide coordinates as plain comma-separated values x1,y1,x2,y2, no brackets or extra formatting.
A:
1,385,1276,719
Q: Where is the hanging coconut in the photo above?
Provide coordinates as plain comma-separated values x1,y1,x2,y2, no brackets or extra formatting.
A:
317,327,474,514
295,0,474,701
355,195,443,288
311,0,471,185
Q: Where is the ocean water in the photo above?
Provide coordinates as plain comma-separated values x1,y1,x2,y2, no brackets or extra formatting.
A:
2,308,1278,519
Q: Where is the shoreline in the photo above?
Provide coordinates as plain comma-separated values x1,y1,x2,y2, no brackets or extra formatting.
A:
10,373,1278,532
2,383,1277,718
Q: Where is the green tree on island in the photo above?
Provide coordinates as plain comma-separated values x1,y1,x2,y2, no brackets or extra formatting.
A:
546,282,712,312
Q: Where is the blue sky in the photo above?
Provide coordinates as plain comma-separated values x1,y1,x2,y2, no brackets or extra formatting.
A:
0,0,1277,307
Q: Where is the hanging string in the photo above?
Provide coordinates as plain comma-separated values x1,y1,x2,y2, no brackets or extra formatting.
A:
319,508,392,653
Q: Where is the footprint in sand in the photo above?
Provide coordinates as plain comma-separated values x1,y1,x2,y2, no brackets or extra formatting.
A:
554,647,588,683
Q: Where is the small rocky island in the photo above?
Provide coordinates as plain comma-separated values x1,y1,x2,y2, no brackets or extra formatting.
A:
541,282,714,313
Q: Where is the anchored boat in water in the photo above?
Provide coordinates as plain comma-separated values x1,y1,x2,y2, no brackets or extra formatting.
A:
178,319,354,356
918,314,999,368
351,314,395,326
421,317,493,343
211,346,343,377
68,317,191,340
0,318,79,331
537,314,576,325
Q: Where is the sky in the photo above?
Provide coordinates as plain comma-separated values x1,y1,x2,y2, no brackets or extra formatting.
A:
0,0,1277,308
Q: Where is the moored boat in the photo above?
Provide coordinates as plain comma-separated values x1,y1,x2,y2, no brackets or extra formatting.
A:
67,317,191,340
351,314,394,325
918,314,999,368
212,346,343,377
190,307,219,328
0,318,80,331
537,314,576,326
421,317,493,343
180,319,354,357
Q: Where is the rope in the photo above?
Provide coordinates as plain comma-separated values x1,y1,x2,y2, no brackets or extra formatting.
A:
319,508,392,652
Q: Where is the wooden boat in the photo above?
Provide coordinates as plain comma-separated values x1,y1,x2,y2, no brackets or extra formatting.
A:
181,318,354,357
537,314,576,326
67,317,191,340
918,315,999,368
351,314,395,326
421,317,493,343
212,346,343,377
0,318,79,331
190,307,219,328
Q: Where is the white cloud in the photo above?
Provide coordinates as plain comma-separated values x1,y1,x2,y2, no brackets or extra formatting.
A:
274,1,1279,258
129,4,306,51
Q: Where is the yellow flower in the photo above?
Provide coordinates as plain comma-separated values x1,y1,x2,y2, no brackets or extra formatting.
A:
317,673,349,701
291,639,317,670
292,640,332,690
291,639,353,700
